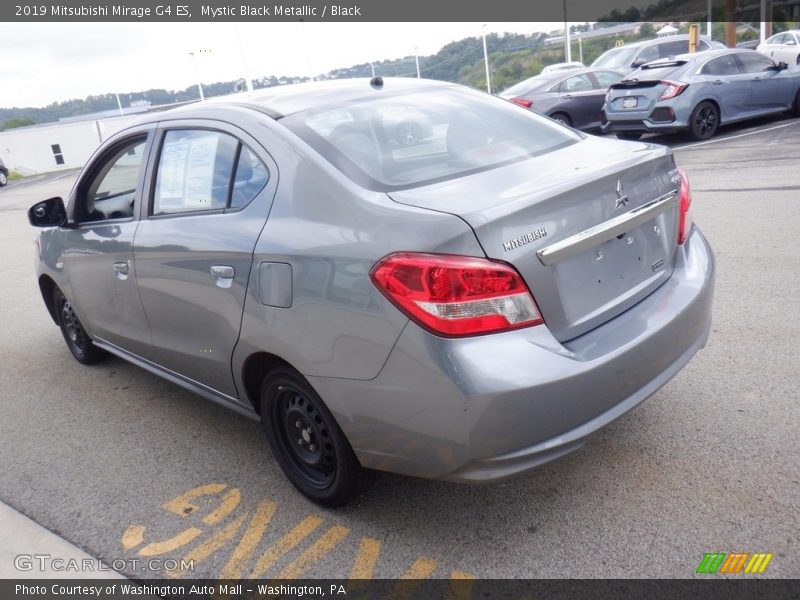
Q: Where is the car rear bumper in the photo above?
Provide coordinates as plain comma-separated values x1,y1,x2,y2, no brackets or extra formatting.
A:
309,228,715,481
602,117,687,135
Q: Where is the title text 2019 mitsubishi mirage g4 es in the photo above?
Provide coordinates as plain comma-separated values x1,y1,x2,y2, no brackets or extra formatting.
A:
29,78,714,506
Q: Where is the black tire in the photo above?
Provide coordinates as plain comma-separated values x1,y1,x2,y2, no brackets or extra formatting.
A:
688,101,719,141
0,171,7,187
260,367,373,507
53,288,107,364
616,132,643,141
792,90,800,117
550,112,572,127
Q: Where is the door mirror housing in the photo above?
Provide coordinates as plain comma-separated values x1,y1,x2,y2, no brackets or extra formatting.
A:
28,196,68,228
777,61,789,70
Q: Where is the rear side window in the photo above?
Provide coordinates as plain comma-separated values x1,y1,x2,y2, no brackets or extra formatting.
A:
660,40,689,58
153,130,268,215
282,87,579,190
702,55,741,76
560,74,594,93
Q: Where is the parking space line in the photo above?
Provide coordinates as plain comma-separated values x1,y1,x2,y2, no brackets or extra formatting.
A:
400,556,438,578
121,525,145,550
249,515,324,578
219,500,276,578
203,488,241,525
349,536,381,579
137,526,203,557
447,572,476,600
275,525,350,579
675,120,800,150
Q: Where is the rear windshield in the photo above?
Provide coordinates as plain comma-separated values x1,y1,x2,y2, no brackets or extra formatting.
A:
281,86,579,190
501,77,551,97
625,64,685,81
592,46,638,68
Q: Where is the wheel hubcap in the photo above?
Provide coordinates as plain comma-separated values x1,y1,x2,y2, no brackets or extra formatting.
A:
276,387,336,487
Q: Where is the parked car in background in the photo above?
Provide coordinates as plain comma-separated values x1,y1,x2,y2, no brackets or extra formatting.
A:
28,77,714,507
0,158,8,187
736,39,760,50
592,35,724,74
757,30,800,65
541,61,585,74
603,49,800,141
500,67,625,130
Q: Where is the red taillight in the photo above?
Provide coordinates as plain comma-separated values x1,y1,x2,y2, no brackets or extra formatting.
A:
677,167,693,245
510,97,533,109
370,253,543,337
659,80,688,101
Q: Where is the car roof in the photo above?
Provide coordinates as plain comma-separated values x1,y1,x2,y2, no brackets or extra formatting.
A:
622,34,712,49
172,77,457,119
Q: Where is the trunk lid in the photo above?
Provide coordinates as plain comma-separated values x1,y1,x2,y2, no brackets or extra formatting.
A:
388,135,681,341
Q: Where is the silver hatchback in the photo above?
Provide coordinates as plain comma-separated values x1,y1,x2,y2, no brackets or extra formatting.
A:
29,78,714,506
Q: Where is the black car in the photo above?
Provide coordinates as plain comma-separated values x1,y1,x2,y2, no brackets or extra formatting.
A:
0,158,8,187
499,67,625,131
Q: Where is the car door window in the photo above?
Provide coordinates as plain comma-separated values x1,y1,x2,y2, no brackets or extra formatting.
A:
593,70,623,88
153,130,269,215
80,138,146,223
702,55,741,76
635,45,660,65
787,34,798,46
560,74,593,93
738,52,775,73
659,40,689,58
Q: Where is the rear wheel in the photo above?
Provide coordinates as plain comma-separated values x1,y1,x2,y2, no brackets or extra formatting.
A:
260,367,373,507
792,90,800,116
615,132,642,141
688,101,719,141
53,288,107,364
550,112,572,127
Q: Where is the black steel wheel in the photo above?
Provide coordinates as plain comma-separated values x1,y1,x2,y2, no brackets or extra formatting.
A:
688,101,719,141
53,288,107,364
260,367,373,507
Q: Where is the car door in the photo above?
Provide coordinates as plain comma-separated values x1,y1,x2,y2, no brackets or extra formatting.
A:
737,52,794,112
767,34,792,63
132,121,277,397
556,73,603,129
59,128,154,357
700,54,750,119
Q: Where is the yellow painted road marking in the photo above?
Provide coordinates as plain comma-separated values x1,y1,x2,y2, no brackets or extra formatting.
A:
758,553,773,573
203,488,241,525
349,537,381,579
163,483,227,516
219,500,276,579
121,525,145,550
446,571,475,600
166,514,247,578
249,516,324,578
385,557,438,600
138,527,203,557
276,525,350,579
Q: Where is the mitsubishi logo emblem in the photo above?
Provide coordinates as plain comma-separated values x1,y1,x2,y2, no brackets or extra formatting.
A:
614,180,629,209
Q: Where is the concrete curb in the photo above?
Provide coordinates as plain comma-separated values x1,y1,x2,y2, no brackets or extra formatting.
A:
0,501,125,579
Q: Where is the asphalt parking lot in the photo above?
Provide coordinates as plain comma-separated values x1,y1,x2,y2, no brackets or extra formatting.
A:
0,116,798,580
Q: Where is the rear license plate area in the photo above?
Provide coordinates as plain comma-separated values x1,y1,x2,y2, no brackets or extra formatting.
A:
622,97,638,109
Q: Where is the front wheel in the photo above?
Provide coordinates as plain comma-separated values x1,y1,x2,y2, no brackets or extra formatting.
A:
0,171,7,187
54,288,107,364
688,101,719,141
260,367,373,507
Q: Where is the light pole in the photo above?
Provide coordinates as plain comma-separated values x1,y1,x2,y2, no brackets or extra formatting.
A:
563,0,571,62
415,47,421,78
188,52,205,101
577,33,583,64
707,0,712,38
370,63,376,78
115,93,123,116
482,24,491,94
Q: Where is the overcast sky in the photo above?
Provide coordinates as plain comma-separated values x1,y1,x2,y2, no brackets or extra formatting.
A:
0,22,566,108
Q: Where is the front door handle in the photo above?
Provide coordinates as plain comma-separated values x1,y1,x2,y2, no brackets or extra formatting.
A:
113,261,129,280
712,79,727,85
561,94,574,100
210,265,235,288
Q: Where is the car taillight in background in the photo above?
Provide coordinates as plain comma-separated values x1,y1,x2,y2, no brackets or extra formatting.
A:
659,81,688,101
371,253,543,337
677,167,693,245
510,98,533,109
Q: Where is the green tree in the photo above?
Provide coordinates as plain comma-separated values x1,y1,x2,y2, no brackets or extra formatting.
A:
1,117,35,130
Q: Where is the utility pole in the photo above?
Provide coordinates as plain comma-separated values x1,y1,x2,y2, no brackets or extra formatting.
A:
189,51,205,101
415,47,421,78
707,0,712,38
563,0,571,62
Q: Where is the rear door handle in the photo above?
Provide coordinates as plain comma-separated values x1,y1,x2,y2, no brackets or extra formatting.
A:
712,79,727,85
562,94,574,100
210,265,235,288
113,261,129,280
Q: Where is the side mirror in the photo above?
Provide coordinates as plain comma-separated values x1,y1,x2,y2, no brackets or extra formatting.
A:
28,196,67,228
777,61,789,70
630,60,645,68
